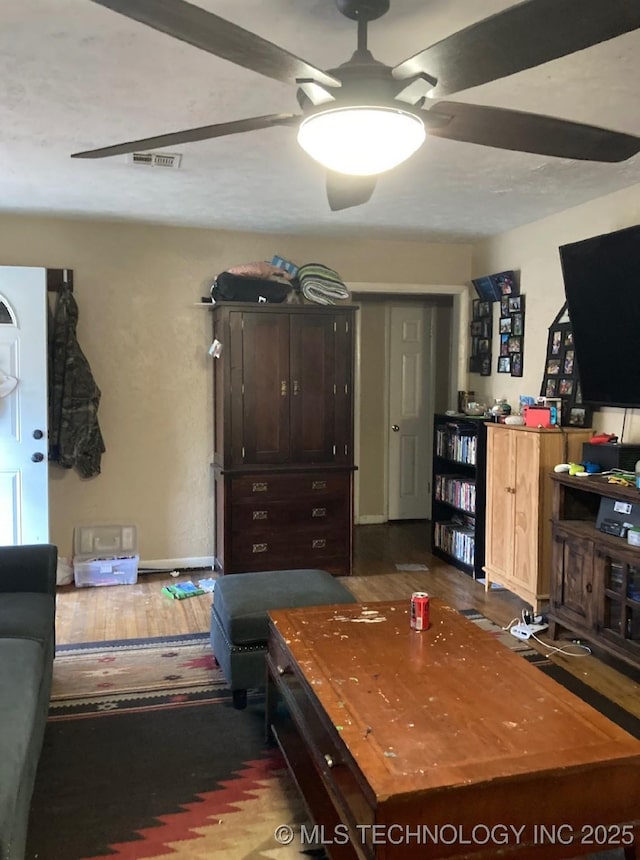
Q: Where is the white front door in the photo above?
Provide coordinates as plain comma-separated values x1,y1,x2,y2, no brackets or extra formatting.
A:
387,304,434,520
0,267,49,544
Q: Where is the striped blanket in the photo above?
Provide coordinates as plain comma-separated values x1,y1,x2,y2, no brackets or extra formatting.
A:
297,263,350,305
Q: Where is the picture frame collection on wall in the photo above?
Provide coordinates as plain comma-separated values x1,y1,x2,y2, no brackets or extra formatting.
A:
497,288,525,377
469,270,522,378
540,303,592,427
468,299,492,376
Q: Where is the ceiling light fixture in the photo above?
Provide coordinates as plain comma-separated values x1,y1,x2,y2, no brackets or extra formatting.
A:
297,105,426,176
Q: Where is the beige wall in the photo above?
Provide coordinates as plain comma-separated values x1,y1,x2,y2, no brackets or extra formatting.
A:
471,182,640,440
0,213,471,561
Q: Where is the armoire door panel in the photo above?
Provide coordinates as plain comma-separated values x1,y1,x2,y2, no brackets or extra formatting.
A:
512,433,541,589
485,427,515,578
332,313,353,464
241,312,291,464
289,314,336,463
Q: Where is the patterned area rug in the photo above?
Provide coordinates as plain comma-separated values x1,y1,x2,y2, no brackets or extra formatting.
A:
26,618,637,859
50,633,230,718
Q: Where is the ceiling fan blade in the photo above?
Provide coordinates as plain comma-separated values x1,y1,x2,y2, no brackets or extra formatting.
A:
71,114,300,159
428,101,640,162
326,172,377,211
393,0,640,97
89,0,341,89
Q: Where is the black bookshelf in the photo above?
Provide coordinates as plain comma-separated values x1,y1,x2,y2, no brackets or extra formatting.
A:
431,414,493,578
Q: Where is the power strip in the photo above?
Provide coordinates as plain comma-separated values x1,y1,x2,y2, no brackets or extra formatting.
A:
510,622,548,641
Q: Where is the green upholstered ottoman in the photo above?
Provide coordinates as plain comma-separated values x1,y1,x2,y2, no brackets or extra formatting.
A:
210,568,357,709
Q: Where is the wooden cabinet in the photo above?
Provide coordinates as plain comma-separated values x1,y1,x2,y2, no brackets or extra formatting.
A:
549,473,640,668
212,303,357,576
431,414,493,577
483,424,591,612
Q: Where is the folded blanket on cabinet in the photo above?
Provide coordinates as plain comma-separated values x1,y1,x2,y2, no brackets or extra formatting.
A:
297,263,351,305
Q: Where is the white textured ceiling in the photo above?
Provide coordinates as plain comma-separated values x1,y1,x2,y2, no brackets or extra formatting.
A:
2,0,640,242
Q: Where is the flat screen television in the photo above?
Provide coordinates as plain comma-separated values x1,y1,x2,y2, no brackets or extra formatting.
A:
559,224,640,408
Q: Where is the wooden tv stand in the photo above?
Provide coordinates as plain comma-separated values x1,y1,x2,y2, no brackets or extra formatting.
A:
266,600,639,860
549,472,640,668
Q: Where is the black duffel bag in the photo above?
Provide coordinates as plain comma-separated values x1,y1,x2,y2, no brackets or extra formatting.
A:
211,271,291,303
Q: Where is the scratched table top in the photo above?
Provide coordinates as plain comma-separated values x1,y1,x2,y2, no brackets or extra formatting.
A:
268,599,640,803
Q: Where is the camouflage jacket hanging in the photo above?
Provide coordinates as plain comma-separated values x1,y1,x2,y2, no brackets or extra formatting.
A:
48,285,105,478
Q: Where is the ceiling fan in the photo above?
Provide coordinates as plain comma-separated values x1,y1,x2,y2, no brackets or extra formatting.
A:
73,0,640,211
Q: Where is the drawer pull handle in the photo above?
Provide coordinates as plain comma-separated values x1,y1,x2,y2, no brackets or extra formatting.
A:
252,543,268,553
312,507,327,518
324,754,335,769
312,480,327,490
252,482,268,493
252,510,268,520
586,582,593,594
276,664,291,676
312,539,327,549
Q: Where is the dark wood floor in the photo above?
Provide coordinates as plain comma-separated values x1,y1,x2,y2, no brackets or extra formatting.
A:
55,521,639,719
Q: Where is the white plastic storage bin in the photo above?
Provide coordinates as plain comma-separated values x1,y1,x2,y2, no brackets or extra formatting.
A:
73,555,139,588
73,524,139,588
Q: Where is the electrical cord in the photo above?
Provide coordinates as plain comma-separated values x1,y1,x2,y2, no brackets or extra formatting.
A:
502,611,592,657
530,631,591,657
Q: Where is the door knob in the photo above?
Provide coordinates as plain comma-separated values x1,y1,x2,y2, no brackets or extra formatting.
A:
31,452,44,463
392,425,399,432
32,429,44,439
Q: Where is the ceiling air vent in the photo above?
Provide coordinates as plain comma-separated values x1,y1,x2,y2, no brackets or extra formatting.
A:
129,151,182,168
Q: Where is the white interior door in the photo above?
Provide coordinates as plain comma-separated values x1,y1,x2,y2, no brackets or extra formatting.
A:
387,304,434,520
0,267,49,545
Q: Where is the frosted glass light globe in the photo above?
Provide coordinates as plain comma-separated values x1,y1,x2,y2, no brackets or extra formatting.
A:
297,106,426,176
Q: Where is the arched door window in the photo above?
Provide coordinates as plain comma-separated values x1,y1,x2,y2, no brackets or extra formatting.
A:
0,297,16,325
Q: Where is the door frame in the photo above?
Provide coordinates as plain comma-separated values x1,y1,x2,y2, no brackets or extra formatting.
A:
351,282,469,524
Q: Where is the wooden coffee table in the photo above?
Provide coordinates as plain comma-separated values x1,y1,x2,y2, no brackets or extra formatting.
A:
266,599,640,860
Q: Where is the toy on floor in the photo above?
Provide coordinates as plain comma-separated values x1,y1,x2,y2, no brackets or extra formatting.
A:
162,581,205,600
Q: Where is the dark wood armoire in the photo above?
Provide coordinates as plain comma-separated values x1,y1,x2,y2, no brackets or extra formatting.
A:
211,302,357,576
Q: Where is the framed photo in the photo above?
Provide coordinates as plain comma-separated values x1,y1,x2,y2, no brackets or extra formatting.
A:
498,355,511,373
480,355,491,376
564,330,574,347
472,299,481,320
508,336,521,353
478,338,490,353
470,321,483,336
551,330,562,355
545,378,558,397
547,358,561,375
472,275,501,302
500,333,510,356
568,406,590,427
559,378,574,396
508,296,522,313
511,353,523,377
512,313,523,336
563,350,575,375
478,301,491,318
500,298,510,316
500,317,512,334
495,271,518,297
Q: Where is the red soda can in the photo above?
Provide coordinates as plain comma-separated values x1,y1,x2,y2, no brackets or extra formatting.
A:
410,592,430,631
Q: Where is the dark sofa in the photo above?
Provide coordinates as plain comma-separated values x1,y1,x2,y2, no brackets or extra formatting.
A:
0,544,56,860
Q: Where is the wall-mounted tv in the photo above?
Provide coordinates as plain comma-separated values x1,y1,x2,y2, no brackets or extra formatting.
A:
559,224,640,408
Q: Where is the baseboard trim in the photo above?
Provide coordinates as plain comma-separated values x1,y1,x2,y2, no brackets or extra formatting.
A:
138,556,215,572
356,515,386,525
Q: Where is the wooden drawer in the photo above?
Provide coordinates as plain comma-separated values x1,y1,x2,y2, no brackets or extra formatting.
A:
230,496,349,533
230,472,350,504
230,528,349,569
267,639,376,839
